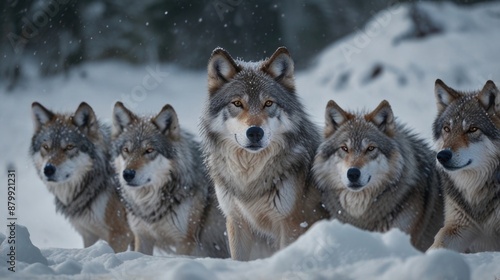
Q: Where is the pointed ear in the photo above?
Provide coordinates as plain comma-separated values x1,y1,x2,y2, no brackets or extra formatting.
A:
113,102,137,136
435,79,460,113
73,102,99,134
324,100,352,138
31,102,55,131
365,100,395,136
477,80,499,114
261,47,295,92
153,104,180,139
207,48,241,95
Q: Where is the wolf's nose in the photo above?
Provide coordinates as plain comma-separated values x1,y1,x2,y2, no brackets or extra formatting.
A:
44,164,56,177
437,150,452,164
123,169,136,182
246,126,264,143
347,168,361,182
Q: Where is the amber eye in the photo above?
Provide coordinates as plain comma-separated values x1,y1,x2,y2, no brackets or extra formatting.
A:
42,144,50,150
367,146,375,152
443,126,450,133
264,100,273,107
122,147,129,153
341,146,348,152
65,144,75,151
468,127,478,133
232,101,243,108
145,148,154,154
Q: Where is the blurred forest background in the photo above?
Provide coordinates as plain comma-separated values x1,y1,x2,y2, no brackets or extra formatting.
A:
0,0,492,90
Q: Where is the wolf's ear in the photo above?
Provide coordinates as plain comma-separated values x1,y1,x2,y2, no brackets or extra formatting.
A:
31,102,54,131
153,104,180,139
477,80,500,114
324,100,352,138
261,47,295,92
207,48,241,95
73,102,99,135
435,79,460,113
366,100,395,136
113,102,137,136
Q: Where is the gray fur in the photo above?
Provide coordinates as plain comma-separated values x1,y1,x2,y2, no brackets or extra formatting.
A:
431,79,500,253
30,102,133,252
313,100,444,252
112,102,229,258
200,47,329,260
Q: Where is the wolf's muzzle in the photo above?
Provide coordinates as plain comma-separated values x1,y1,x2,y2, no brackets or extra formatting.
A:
437,149,452,164
123,169,136,183
246,126,264,144
347,168,361,183
44,163,56,178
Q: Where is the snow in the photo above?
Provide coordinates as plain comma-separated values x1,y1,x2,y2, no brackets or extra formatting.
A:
1,1,500,279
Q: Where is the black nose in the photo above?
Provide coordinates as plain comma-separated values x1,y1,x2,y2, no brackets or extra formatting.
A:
44,164,56,177
123,169,136,183
437,150,452,164
347,168,361,182
246,126,264,143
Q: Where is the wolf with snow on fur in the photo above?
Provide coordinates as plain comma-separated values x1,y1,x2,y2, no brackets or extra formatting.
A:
431,79,500,253
30,102,133,252
112,102,229,257
200,47,329,260
313,100,444,251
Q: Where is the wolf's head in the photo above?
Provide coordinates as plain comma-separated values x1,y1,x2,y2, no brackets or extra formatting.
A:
31,102,103,192
433,79,500,173
314,100,401,192
112,102,180,188
201,47,304,154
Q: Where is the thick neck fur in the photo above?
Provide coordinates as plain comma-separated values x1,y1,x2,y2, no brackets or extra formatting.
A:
316,126,429,228
120,135,208,224
446,162,500,220
53,156,113,218
204,133,315,202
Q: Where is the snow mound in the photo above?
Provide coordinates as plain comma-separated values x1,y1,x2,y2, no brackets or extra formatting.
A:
0,221,480,279
1,1,500,279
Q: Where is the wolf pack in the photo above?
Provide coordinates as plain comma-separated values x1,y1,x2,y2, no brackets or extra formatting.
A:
30,47,500,260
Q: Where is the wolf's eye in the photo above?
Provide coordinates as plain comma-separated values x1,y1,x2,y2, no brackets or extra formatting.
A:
122,147,129,153
367,146,376,152
65,144,75,151
145,148,154,154
340,146,348,152
264,100,273,107
443,126,450,133
232,101,243,108
467,127,478,133
42,144,50,150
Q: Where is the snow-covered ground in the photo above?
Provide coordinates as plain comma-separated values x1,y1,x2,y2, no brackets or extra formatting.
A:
1,2,500,279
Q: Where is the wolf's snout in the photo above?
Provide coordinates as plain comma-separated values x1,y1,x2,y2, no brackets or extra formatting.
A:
246,126,264,144
347,168,361,182
437,150,452,164
123,169,136,183
44,163,56,177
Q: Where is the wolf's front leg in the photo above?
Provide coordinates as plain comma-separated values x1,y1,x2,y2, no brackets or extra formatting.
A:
134,234,155,255
82,232,99,248
429,223,475,253
226,215,254,261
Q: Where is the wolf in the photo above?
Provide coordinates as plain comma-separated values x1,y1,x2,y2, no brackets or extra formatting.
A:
200,47,329,260
112,102,229,257
30,102,133,252
313,100,444,252
430,79,500,253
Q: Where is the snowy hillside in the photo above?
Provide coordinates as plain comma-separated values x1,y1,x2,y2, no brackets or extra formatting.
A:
1,1,500,279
